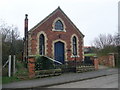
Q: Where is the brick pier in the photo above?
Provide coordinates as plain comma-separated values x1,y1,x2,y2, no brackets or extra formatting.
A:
28,56,35,78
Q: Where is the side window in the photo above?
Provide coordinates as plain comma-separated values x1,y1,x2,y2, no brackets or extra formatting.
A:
39,34,45,55
73,36,77,55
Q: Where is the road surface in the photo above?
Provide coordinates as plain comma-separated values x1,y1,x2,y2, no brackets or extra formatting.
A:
48,74,118,88
3,68,118,88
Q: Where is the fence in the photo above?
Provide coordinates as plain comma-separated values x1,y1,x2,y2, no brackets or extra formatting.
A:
28,55,99,78
2,55,16,77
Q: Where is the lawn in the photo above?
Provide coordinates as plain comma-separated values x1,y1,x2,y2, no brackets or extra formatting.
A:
2,60,29,84
0,77,2,84
2,76,20,84
84,53,96,57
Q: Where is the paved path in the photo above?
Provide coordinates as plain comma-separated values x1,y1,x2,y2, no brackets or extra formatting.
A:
2,68,118,89
98,65,109,69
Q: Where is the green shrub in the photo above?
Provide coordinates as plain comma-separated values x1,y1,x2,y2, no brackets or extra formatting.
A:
115,54,120,68
15,69,28,76
15,60,28,77
16,61,25,70
35,55,55,70
97,46,117,57
2,67,8,76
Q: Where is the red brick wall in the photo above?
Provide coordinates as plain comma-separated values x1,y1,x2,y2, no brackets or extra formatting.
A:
98,54,115,67
98,56,109,66
29,9,84,63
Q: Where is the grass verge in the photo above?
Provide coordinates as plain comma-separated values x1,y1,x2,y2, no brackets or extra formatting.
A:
2,76,20,84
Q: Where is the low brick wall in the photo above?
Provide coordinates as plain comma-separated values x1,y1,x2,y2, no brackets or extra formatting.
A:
76,65,95,73
35,69,62,78
98,53,115,67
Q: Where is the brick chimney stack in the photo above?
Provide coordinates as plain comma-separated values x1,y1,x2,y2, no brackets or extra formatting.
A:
24,14,28,67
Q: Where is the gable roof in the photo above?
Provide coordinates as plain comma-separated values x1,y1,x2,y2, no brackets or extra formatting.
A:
29,7,84,37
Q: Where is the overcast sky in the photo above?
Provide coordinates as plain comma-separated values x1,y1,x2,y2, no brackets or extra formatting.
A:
0,0,119,46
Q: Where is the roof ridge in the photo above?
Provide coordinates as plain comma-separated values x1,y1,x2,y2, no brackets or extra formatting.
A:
29,7,61,32
28,7,84,37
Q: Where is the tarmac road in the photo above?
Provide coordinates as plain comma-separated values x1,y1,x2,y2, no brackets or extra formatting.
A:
48,74,118,88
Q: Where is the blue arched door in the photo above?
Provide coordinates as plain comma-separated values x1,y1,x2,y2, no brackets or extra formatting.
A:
54,41,65,64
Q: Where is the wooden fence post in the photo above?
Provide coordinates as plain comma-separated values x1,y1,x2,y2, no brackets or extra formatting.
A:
8,55,11,77
13,55,16,75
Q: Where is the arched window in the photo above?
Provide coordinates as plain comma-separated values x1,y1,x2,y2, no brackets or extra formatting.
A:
55,20,64,30
39,34,45,55
73,36,77,55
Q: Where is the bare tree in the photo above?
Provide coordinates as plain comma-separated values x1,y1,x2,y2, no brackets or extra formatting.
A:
0,21,21,65
113,33,120,46
92,33,118,56
0,23,20,42
93,34,114,49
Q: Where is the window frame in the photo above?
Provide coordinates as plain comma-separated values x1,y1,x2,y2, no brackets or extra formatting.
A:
55,20,64,30
73,36,77,56
52,17,66,32
71,34,80,58
39,34,45,55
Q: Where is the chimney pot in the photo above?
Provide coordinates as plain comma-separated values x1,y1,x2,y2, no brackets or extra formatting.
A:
25,14,28,19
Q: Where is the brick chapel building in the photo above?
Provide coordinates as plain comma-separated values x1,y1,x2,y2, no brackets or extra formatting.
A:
24,7,84,64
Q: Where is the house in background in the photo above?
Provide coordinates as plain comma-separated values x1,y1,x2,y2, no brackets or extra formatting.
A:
24,7,84,65
84,46,96,65
84,46,96,54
